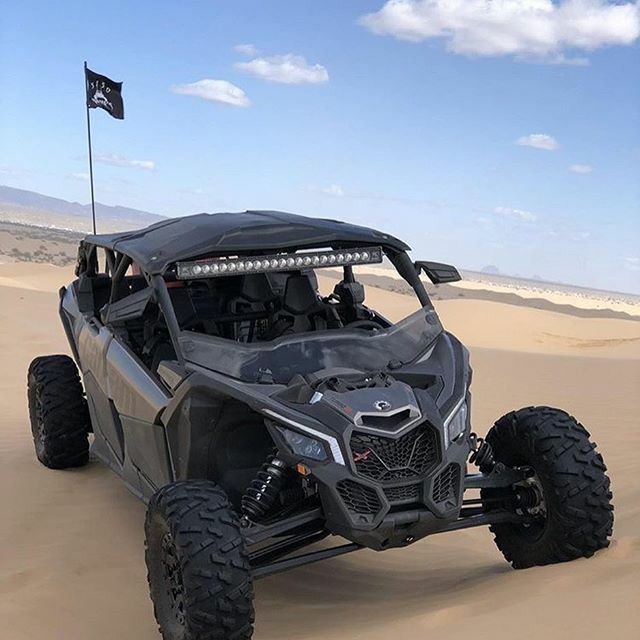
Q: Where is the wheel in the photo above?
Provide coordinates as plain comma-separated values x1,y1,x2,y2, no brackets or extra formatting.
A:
27,354,90,469
145,481,255,640
482,406,613,569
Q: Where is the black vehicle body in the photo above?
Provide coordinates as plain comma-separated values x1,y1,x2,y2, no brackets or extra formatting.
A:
53,211,605,578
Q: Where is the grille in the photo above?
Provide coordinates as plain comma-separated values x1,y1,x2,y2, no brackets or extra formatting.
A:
383,483,420,504
337,479,382,515
432,464,460,504
350,425,439,482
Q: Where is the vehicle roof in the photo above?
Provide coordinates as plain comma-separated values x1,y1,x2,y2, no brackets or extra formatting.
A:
84,210,410,274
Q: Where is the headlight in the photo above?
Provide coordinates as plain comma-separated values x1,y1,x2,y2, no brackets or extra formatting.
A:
444,399,468,447
277,426,328,461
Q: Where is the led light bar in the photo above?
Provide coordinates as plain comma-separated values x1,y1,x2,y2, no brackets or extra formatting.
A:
176,246,383,279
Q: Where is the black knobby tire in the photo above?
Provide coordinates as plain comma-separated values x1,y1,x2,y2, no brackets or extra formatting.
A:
483,406,613,569
145,481,255,640
27,354,90,469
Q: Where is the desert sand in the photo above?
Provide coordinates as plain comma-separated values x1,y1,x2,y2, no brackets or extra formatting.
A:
1,263,639,640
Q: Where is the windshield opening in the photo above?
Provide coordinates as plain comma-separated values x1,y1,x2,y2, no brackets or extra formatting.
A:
168,261,426,342
165,262,441,383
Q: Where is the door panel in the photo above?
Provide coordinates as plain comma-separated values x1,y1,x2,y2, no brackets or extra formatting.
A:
120,416,173,493
76,320,126,468
77,319,111,383
105,337,173,496
75,271,175,495
84,374,125,465
106,339,169,422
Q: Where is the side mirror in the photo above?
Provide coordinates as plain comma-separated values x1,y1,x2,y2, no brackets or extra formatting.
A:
414,261,461,284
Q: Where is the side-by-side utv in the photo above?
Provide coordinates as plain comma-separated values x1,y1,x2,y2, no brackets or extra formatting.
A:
27,211,613,640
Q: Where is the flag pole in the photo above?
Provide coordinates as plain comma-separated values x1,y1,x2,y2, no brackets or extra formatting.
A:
84,61,97,235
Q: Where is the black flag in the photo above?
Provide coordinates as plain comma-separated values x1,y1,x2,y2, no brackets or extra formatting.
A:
85,67,124,119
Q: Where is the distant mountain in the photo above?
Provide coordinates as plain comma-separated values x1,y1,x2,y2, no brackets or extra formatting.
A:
0,185,165,233
480,264,501,275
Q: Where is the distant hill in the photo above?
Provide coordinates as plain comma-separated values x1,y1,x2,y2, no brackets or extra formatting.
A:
481,264,501,275
0,185,165,233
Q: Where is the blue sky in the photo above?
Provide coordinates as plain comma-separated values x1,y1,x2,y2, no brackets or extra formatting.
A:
1,0,639,292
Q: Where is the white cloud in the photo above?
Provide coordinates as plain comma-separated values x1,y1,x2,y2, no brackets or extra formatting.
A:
625,257,640,271
516,133,559,150
171,79,250,107
321,184,345,197
95,153,155,171
494,206,538,222
235,54,329,84
70,172,90,181
308,184,346,197
179,187,206,196
0,165,28,177
546,53,590,66
234,43,259,56
359,0,640,62
569,163,594,173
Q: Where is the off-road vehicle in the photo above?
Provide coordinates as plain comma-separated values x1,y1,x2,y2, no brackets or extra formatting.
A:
28,211,614,639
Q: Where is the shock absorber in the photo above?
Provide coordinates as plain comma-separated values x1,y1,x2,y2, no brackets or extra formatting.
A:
241,456,288,521
469,435,496,473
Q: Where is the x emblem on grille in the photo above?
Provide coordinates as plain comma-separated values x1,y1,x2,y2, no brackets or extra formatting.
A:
353,449,373,462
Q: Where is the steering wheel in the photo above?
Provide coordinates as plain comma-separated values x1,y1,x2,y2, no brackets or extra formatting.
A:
346,319,384,332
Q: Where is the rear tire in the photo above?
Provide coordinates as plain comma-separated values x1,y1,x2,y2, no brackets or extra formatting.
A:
27,355,90,469
145,481,255,640
483,406,613,569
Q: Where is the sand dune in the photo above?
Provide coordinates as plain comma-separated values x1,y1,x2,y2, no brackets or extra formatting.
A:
341,264,640,318
0,262,72,292
1,263,639,640
319,274,640,359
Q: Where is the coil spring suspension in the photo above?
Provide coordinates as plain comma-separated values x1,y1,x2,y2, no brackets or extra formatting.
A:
241,456,288,521
469,435,496,473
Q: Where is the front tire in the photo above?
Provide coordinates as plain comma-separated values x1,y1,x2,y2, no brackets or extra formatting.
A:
483,406,613,569
145,481,255,640
27,355,90,469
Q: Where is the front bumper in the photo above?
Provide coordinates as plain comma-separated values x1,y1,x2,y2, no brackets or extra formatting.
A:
310,424,470,550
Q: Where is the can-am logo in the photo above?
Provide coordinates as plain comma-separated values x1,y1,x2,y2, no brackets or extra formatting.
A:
374,400,391,411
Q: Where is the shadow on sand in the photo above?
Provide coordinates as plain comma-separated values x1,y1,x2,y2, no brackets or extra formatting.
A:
254,541,512,638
